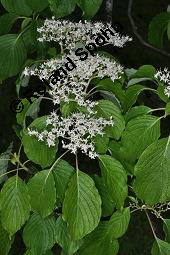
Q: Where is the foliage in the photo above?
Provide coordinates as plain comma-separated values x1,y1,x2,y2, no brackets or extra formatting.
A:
148,3,170,48
0,0,170,255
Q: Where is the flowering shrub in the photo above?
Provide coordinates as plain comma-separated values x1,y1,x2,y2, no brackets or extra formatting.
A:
1,1,170,255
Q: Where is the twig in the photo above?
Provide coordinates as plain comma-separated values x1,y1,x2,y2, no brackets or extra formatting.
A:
0,167,26,179
145,210,157,240
44,150,70,183
128,0,170,57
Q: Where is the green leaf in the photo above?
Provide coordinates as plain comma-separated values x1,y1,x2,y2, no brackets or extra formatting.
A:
16,99,31,126
0,221,14,255
52,160,74,202
123,85,146,113
93,175,115,217
94,134,109,154
131,65,156,79
24,250,53,255
157,82,169,103
99,155,128,210
24,251,34,255
148,12,170,48
167,21,170,40
79,208,130,255
109,145,134,176
125,68,137,78
79,222,119,255
28,170,56,217
22,116,57,168
134,137,170,205
56,216,82,255
96,100,125,140
98,78,125,106
49,0,76,18
165,102,170,116
125,106,151,123
44,251,53,255
60,101,77,117
108,140,125,166
1,0,32,16
128,77,151,86
0,13,18,35
76,0,103,19
25,98,42,123
23,213,57,255
0,143,13,184
109,208,130,239
121,115,160,162
63,171,102,240
151,238,170,255
25,0,49,12
163,219,170,243
22,20,38,50
16,97,42,128
1,176,30,236
48,47,57,57
99,90,121,109
0,34,27,79
16,68,31,95
21,17,32,30
128,65,156,86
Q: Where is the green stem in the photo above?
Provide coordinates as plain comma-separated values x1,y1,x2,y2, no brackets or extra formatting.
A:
87,85,103,95
51,150,70,171
44,150,70,183
75,153,79,177
84,76,99,94
86,90,99,98
0,167,26,180
148,108,165,113
145,210,157,240
60,43,64,54
145,87,158,94
17,24,31,41
41,97,53,101
23,160,30,166
18,16,29,19
18,161,29,172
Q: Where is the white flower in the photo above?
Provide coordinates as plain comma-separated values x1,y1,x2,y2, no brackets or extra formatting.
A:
37,18,132,50
155,68,170,97
23,53,123,113
165,86,170,97
28,112,114,159
23,67,30,76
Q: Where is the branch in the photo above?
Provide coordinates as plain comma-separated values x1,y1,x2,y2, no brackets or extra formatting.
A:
128,0,170,58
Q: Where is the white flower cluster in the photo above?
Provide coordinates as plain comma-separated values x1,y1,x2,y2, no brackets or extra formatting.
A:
25,19,130,158
24,53,123,82
24,53,123,113
28,112,114,158
155,68,170,97
37,17,132,50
